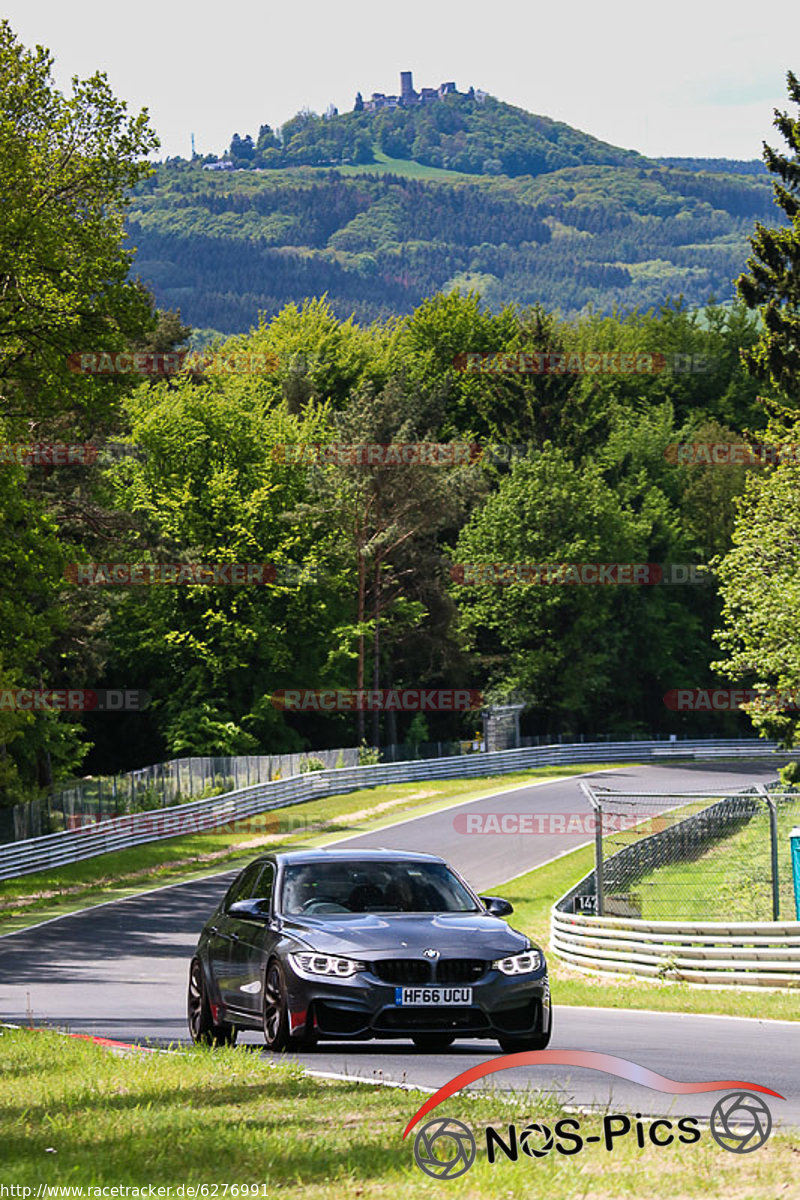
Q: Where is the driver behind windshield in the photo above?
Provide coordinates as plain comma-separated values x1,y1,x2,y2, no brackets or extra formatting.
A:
281,865,319,913
280,861,478,914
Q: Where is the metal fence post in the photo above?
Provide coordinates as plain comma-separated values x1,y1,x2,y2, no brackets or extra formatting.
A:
580,782,604,915
757,785,780,921
768,795,780,921
594,796,605,916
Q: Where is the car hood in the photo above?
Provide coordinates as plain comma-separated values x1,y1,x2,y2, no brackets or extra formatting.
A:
280,911,534,959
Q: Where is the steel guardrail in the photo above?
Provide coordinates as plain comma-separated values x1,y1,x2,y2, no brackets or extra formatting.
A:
0,737,787,881
550,909,800,987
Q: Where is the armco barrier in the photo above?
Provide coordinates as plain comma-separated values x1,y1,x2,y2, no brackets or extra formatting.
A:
0,737,787,881
550,909,800,987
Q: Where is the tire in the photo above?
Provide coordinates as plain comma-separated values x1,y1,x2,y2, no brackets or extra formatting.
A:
497,1001,552,1053
262,960,317,1052
188,958,237,1046
411,1034,456,1052
497,1029,551,1053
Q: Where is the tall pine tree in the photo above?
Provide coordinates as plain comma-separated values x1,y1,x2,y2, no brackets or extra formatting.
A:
737,70,800,401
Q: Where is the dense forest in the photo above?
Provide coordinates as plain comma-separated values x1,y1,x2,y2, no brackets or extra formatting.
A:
0,281,778,798
130,146,779,332
4,18,800,807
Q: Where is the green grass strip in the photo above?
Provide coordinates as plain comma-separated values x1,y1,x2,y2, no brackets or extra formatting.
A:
0,1027,796,1196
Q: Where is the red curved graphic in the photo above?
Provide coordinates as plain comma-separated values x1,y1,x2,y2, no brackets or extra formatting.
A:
402,1050,785,1138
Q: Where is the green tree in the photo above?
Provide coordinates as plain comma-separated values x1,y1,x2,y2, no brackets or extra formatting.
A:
451,444,699,736
0,451,87,800
0,20,158,434
98,375,339,758
291,374,484,744
712,416,800,746
737,70,800,402
0,22,158,800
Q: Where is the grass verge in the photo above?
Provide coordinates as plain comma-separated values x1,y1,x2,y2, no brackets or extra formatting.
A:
632,797,800,921
498,845,800,1021
0,766,617,936
1,1027,796,1198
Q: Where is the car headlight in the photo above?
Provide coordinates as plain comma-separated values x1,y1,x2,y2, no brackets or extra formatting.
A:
492,950,543,975
289,952,366,978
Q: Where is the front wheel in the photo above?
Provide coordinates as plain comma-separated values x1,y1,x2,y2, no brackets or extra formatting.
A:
497,1029,551,1052
262,961,317,1052
188,958,237,1046
412,1033,456,1052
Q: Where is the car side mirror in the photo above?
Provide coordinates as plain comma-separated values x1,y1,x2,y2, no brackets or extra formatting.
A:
227,898,271,920
480,895,513,917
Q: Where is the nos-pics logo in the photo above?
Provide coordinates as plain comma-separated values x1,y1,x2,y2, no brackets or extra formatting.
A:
404,1052,782,1179
414,1118,476,1180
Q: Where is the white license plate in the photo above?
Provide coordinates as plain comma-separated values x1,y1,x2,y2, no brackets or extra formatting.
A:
394,986,472,1006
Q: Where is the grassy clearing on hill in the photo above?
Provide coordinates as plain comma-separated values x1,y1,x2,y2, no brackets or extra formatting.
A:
331,147,484,181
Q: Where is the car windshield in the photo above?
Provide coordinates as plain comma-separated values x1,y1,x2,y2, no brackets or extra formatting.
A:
281,860,480,915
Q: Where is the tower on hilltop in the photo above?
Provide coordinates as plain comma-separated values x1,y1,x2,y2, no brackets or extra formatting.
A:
400,71,417,104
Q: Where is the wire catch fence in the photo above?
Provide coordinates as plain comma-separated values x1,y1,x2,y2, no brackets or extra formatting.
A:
568,782,800,923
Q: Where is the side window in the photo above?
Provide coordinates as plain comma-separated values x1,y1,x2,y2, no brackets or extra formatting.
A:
224,862,262,911
252,863,274,906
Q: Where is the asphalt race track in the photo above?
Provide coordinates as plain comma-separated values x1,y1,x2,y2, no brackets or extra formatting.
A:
1,761,798,1128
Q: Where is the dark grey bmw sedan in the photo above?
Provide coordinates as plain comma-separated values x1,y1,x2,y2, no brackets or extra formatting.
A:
188,848,551,1053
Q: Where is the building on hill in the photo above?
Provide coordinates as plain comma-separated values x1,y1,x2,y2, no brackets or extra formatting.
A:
400,71,417,104
357,71,469,112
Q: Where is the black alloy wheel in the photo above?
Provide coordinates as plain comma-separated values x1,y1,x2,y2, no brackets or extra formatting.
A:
263,960,316,1052
188,958,237,1046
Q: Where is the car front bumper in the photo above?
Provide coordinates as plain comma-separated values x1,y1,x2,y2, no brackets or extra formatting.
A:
284,964,551,1040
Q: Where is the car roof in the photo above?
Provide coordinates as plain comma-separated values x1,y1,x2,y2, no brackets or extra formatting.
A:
262,848,447,867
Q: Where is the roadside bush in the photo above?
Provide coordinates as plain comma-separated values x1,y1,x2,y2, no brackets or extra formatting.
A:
778,761,800,788
299,756,326,772
358,742,380,766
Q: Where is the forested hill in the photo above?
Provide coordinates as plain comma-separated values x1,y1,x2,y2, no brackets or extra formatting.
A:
219,93,647,176
128,94,779,335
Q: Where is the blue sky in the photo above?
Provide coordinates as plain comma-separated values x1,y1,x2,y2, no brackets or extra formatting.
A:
6,0,799,161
